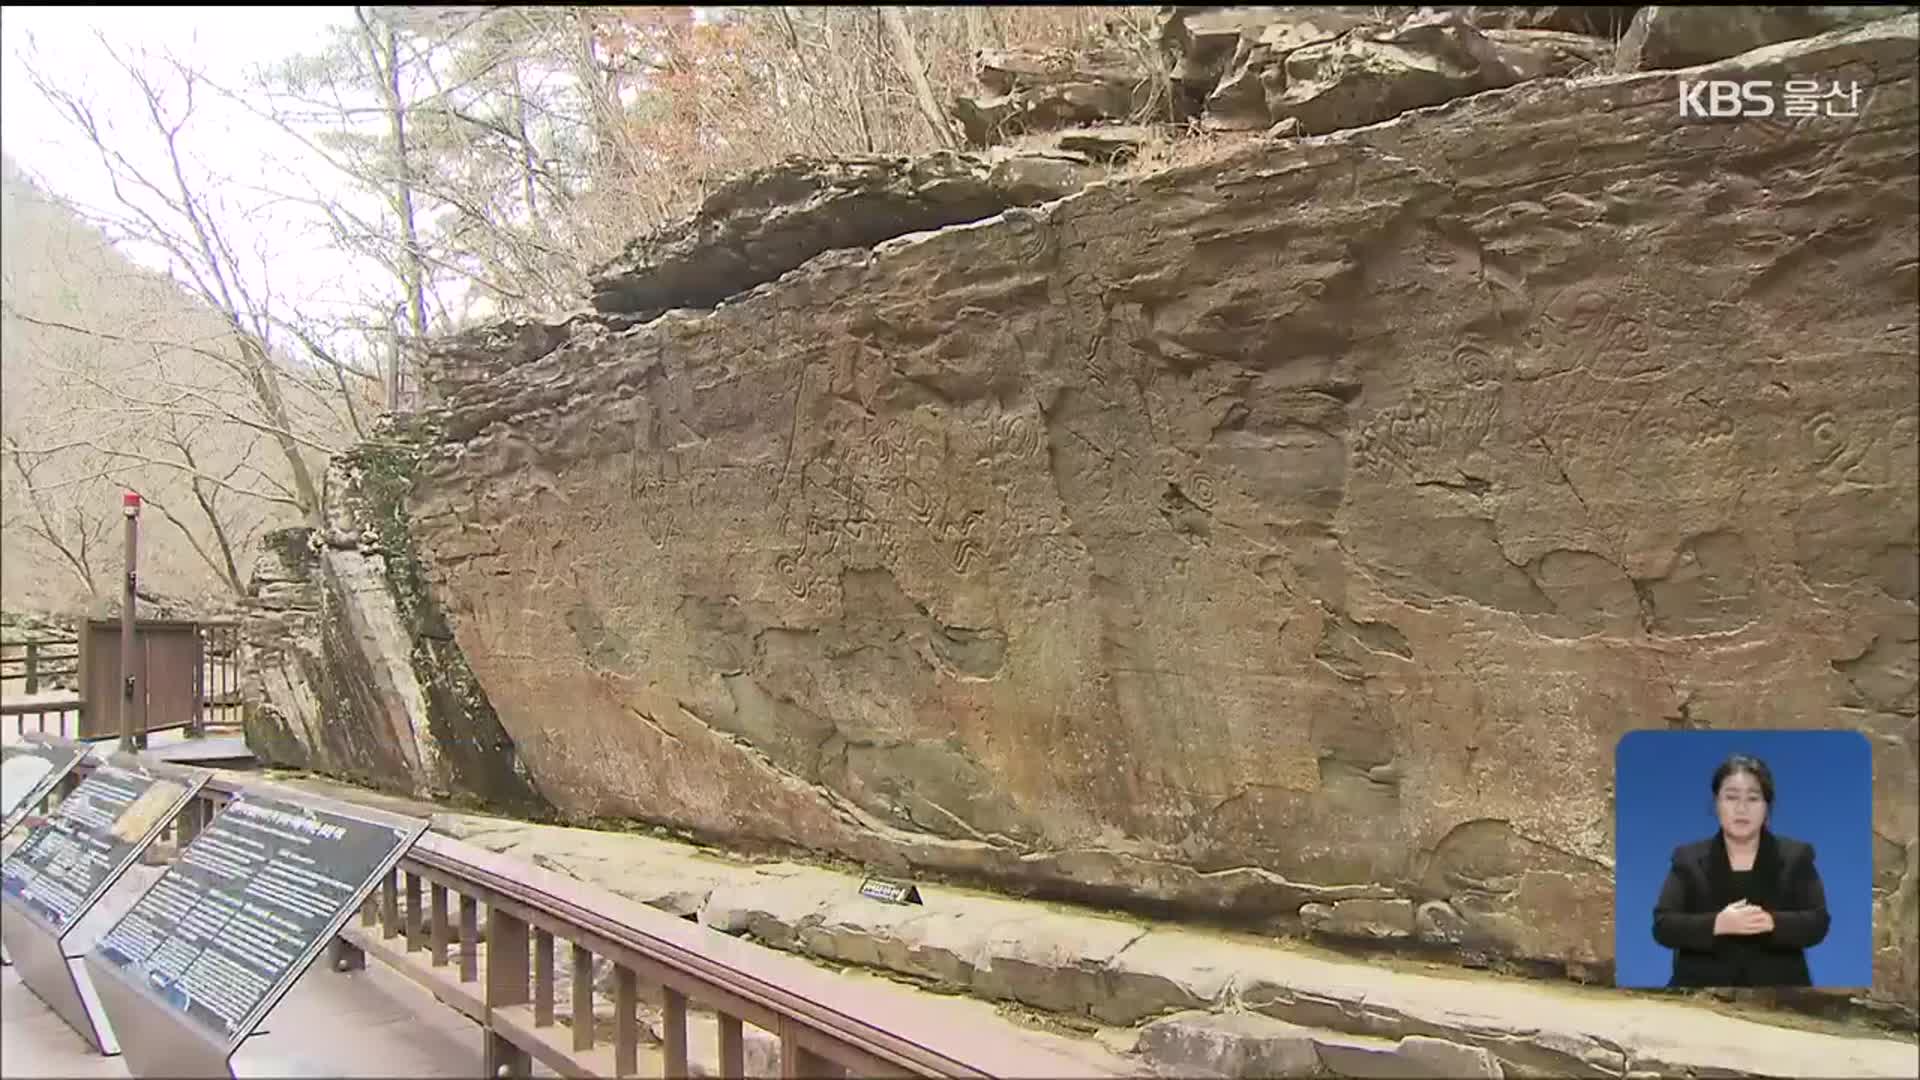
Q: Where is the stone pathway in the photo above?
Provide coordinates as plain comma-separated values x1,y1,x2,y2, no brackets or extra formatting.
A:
247,771,1919,1080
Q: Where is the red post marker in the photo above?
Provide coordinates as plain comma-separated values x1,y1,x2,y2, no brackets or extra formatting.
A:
123,491,142,514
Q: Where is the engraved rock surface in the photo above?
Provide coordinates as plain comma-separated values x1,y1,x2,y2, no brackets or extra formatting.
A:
387,17,1917,1011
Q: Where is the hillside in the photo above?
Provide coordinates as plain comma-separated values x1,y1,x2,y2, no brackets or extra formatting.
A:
0,156,316,617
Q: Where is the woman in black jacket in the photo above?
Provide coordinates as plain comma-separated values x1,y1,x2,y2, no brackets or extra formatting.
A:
1651,753,1832,987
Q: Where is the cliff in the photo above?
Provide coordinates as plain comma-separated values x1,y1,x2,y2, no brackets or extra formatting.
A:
244,11,1920,1012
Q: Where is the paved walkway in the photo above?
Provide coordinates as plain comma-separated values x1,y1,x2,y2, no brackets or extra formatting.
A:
2,957,507,1078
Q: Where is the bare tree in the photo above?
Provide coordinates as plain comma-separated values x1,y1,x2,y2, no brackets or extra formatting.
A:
357,5,429,408
19,39,345,528
881,7,961,151
0,301,308,604
1,434,116,604
247,4,1133,331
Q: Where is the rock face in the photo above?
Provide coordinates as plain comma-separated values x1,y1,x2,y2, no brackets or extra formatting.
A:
1613,5,1914,71
954,48,1158,147
1262,14,1567,136
1138,1012,1506,1079
1112,6,1625,137
587,154,1100,321
239,431,549,817
281,16,1920,1012
962,7,1911,148
1440,7,1643,37
1137,1012,1326,1077
1300,898,1416,940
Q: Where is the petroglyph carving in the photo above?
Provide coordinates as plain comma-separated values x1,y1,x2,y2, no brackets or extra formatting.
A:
869,423,905,467
1520,285,1663,384
993,408,1044,461
902,478,937,525
951,535,987,575
1084,336,1109,387
1803,408,1889,485
932,508,992,576
774,552,812,599
1450,340,1504,386
1007,209,1057,264
1679,390,1736,443
1352,393,1500,481
806,514,841,560
837,476,877,543
909,430,946,476
1184,468,1220,509
1590,314,1658,382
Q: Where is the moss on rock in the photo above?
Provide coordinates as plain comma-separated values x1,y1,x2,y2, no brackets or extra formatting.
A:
335,416,554,820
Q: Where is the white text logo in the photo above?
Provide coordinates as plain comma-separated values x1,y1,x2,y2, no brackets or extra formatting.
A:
1677,79,1863,120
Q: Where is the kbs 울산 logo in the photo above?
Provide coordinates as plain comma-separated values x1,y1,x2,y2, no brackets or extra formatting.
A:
1678,78,1863,119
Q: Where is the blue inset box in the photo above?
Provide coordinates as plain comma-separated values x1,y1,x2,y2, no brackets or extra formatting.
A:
1614,728,1874,990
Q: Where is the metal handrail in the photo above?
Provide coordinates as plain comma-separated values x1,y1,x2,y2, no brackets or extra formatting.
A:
60,760,1096,1079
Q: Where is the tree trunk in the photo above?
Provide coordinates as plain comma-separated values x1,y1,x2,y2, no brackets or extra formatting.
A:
385,315,402,411
237,333,323,528
965,7,988,57
879,7,958,151
509,58,540,220
188,478,245,595
573,10,621,176
360,7,427,411
820,12,874,154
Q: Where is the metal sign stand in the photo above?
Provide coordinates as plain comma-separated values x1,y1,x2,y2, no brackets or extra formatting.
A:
83,786,428,1079
0,756,208,1055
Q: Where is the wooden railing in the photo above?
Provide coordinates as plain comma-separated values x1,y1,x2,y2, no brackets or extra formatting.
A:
197,620,243,730
66,761,1090,1079
1,621,245,740
0,697,84,739
0,632,80,693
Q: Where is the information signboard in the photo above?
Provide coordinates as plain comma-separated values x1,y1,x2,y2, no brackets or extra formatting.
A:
2,759,200,936
1,737,88,839
85,786,427,1078
0,755,207,1055
859,877,924,905
0,736,90,968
